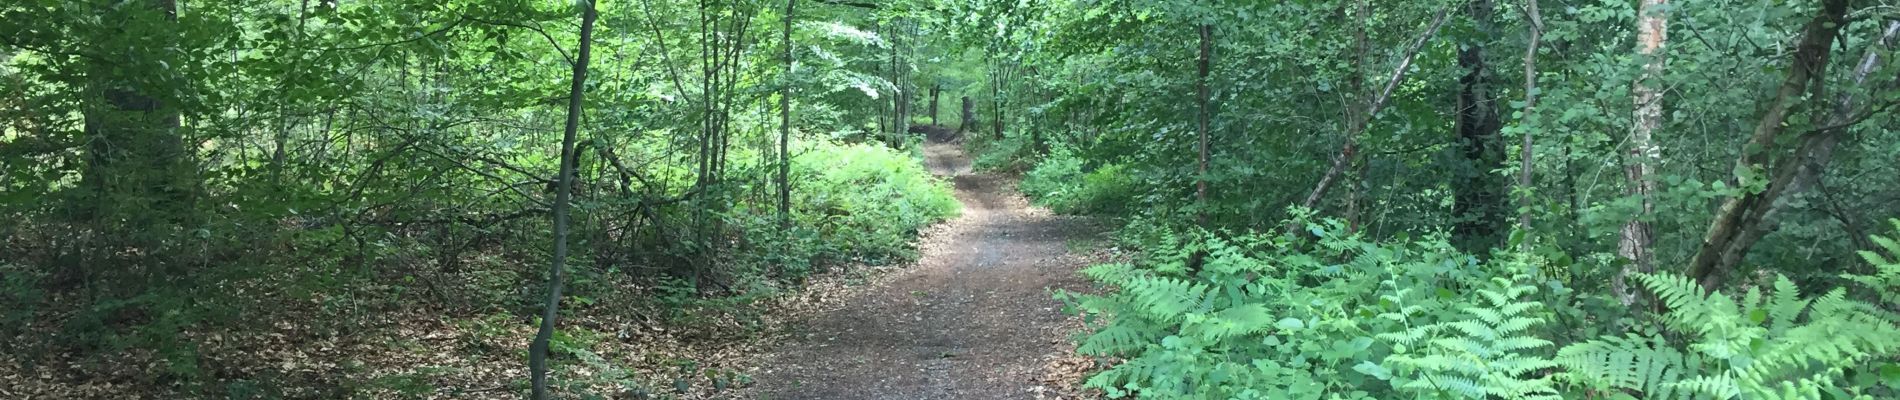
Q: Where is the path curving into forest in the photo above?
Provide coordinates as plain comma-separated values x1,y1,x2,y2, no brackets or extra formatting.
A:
748,129,1105,399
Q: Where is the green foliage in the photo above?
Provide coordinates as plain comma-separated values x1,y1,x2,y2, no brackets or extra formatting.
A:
0,0,966,395
1065,218,1900,399
1020,147,1136,215
792,140,960,265
1847,219,1900,306
970,133,1038,172
1379,277,1559,400
1062,218,1566,399
1556,270,1900,399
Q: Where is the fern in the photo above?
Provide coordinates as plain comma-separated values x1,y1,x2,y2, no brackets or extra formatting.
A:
1384,277,1560,400
1554,334,1690,397
1557,271,1900,399
1847,219,1900,306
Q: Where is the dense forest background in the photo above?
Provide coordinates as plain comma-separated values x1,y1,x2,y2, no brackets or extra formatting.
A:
7,0,1900,398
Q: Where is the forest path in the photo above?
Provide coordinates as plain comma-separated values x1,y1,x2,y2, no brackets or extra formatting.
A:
747,129,1104,399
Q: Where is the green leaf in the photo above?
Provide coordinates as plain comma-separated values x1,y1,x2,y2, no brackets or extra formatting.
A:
1353,361,1392,380
1275,318,1305,331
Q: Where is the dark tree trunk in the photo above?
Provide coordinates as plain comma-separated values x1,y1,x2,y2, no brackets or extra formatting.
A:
529,2,597,398
892,23,907,146
929,84,940,126
990,56,1007,140
1196,24,1212,225
81,0,192,226
780,0,795,226
1451,0,1507,251
959,96,975,135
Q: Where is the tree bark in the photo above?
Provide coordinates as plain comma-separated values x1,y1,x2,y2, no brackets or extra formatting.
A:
1299,7,1451,212
1451,0,1506,250
1615,0,1669,306
960,95,975,135
891,20,907,146
1196,24,1213,225
529,2,597,398
991,58,1006,139
1686,0,1857,291
1516,0,1543,251
82,0,192,225
780,0,795,226
929,83,941,126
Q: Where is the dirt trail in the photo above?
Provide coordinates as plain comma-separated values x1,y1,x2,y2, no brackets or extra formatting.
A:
748,132,1103,399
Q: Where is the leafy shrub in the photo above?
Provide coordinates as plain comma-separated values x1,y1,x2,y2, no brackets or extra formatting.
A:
971,133,1036,172
789,140,960,266
1020,147,1135,215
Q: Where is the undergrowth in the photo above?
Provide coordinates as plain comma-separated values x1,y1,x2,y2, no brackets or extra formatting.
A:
1059,217,1900,399
0,139,957,398
1019,146,1136,215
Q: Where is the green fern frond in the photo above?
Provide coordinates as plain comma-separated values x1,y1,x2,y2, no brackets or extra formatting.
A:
1668,375,1742,400
1124,276,1209,321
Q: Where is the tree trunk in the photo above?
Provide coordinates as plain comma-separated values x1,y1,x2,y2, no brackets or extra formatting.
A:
1615,0,1669,306
1516,0,1543,251
1196,24,1212,225
891,22,907,146
991,61,1005,140
960,96,975,135
1451,0,1506,251
929,83,941,126
780,0,795,226
81,0,191,226
1686,0,1855,290
529,2,597,398
1299,7,1451,212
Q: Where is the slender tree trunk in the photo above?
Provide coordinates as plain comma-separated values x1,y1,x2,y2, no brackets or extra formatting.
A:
1196,24,1212,225
1615,0,1669,306
271,107,289,186
1516,0,1543,251
779,0,794,226
529,2,597,398
991,60,1005,139
1299,7,1451,212
892,21,907,145
1686,0,1855,290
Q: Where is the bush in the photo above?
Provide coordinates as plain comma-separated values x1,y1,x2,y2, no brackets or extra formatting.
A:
1021,147,1135,215
970,133,1036,172
788,140,960,267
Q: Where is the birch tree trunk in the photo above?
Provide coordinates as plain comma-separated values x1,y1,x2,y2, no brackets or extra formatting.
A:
1613,0,1667,306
